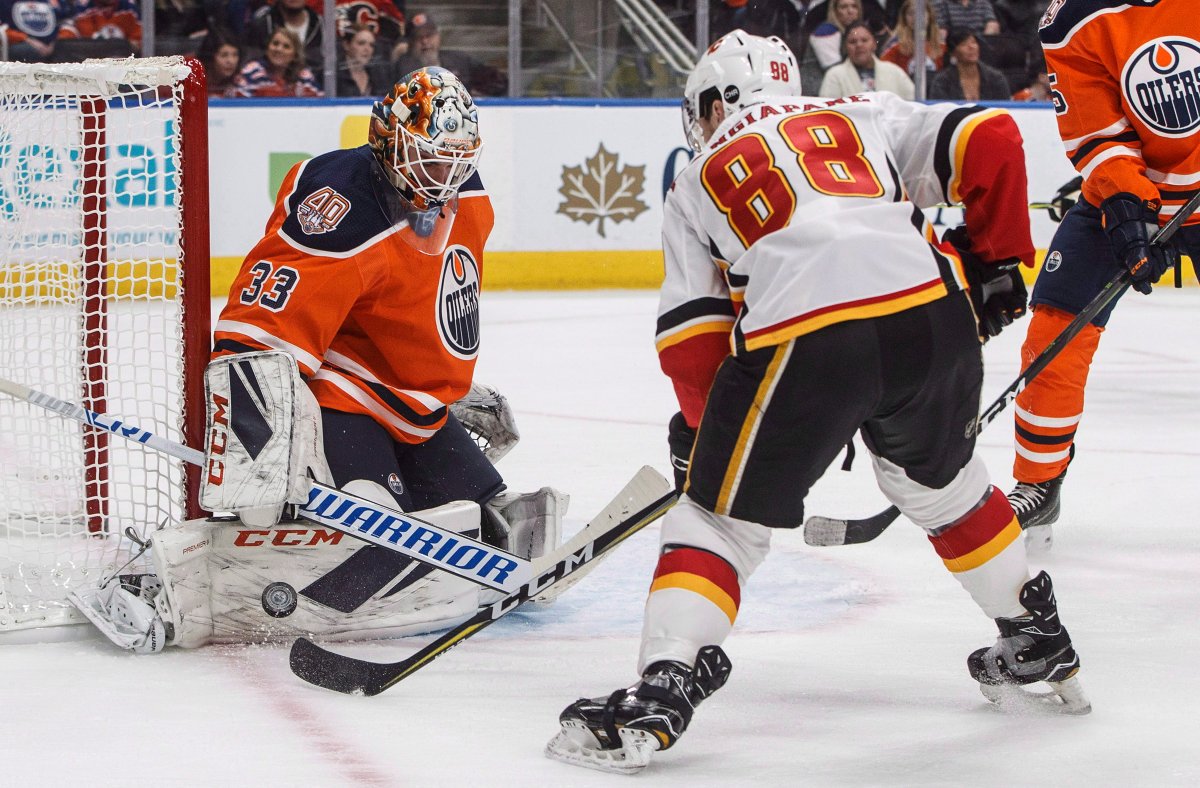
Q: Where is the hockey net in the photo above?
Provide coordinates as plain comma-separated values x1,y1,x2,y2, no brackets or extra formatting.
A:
0,58,210,633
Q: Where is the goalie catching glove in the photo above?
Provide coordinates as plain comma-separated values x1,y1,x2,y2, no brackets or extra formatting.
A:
450,381,520,463
944,225,1028,342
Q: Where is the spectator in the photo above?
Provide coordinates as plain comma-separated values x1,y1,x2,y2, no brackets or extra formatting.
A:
216,0,269,39
820,20,914,99
154,0,211,55
993,0,1041,50
712,0,813,60
880,0,945,82
800,0,862,94
197,27,243,97
246,0,323,75
58,0,142,54
1,0,60,60
931,0,999,38
336,22,389,97
1011,64,1050,101
234,26,322,97
805,0,891,38
392,12,505,97
928,28,1010,100
331,0,405,58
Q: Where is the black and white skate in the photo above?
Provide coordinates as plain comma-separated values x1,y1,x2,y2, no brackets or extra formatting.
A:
1008,447,1072,552
545,645,731,774
967,571,1090,715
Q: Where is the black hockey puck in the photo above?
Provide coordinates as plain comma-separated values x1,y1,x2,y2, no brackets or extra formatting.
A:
261,582,299,618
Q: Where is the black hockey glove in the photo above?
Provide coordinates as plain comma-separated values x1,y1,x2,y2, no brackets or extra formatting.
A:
668,411,697,493
1100,192,1179,295
1046,175,1082,223
944,225,1028,342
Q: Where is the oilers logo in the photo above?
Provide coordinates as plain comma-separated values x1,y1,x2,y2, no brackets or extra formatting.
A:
10,1,57,37
436,245,480,359
1122,37,1200,137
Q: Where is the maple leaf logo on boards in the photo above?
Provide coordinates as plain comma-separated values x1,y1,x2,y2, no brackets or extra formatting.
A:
556,144,649,238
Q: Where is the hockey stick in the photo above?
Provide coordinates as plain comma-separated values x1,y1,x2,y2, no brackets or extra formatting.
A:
290,467,677,696
0,378,532,593
804,190,1200,547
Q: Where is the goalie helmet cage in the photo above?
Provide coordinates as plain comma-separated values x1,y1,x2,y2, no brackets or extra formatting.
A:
0,57,210,633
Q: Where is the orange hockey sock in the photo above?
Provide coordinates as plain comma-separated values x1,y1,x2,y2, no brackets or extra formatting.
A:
1013,306,1102,484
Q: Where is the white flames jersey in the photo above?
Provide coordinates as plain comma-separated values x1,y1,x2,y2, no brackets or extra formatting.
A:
656,92,1034,424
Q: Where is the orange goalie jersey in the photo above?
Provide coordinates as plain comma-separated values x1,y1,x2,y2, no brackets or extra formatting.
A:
213,145,493,444
1039,0,1200,223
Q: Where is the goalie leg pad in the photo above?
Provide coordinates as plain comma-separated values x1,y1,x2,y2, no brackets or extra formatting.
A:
200,350,331,527
149,503,484,648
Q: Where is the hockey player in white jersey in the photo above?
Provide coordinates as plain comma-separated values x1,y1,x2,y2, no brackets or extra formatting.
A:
546,31,1089,774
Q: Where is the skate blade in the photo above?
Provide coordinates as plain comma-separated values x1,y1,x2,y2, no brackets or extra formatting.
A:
979,674,1091,715
544,720,659,774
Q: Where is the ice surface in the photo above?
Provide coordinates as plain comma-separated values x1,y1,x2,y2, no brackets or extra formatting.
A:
3,290,1197,786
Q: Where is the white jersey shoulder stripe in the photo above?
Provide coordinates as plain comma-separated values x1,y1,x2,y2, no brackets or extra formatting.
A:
277,220,405,260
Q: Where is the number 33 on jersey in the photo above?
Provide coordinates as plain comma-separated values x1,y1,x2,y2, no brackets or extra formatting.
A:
656,92,1035,423
214,145,494,444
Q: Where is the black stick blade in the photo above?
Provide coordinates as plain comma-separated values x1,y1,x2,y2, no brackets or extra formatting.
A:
290,637,399,696
803,505,901,546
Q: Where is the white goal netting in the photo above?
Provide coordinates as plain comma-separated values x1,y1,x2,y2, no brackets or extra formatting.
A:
0,58,208,632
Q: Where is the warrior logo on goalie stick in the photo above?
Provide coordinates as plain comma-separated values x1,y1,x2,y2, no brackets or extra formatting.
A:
437,245,480,359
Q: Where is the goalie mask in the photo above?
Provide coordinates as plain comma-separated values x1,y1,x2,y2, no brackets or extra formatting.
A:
682,30,801,152
369,67,482,211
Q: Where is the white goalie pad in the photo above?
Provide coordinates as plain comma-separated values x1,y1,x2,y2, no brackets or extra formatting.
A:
484,487,567,560
148,499,484,648
199,351,331,527
450,381,520,463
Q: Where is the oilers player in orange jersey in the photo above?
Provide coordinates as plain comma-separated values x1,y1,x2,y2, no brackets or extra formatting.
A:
1008,0,1200,549
202,68,567,633
64,69,568,655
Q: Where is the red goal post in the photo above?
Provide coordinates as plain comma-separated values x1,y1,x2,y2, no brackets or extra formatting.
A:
0,57,210,633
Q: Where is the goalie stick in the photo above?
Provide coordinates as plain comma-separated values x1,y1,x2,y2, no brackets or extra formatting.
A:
0,377,531,593
289,466,677,696
803,189,1200,547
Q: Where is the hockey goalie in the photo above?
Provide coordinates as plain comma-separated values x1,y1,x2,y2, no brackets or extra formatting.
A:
68,68,568,653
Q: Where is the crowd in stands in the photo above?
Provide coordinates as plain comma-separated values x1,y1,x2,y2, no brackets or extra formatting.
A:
1,0,506,99
2,0,1052,102
713,0,1054,102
